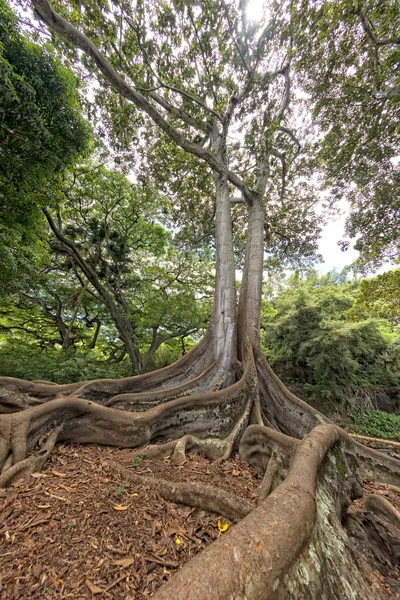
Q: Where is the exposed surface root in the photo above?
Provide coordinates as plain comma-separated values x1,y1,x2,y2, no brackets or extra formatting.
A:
0,334,213,413
107,460,254,522
144,381,255,465
239,424,296,474
0,426,62,487
365,493,400,529
152,424,398,599
0,353,258,487
257,445,281,500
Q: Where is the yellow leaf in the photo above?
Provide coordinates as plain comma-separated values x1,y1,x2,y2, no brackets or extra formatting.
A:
175,536,182,545
218,518,230,533
113,505,130,511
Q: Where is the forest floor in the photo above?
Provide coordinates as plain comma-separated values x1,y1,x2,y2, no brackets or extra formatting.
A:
0,443,399,599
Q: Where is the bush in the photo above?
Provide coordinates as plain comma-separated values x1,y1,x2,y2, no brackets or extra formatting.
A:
345,408,400,441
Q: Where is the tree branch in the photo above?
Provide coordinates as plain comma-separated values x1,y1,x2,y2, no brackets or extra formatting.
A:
31,0,224,173
356,1,400,46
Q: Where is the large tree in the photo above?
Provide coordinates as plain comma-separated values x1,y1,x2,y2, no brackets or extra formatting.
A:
1,1,399,598
0,0,90,292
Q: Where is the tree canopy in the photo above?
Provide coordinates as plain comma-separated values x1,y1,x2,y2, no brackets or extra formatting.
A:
295,0,400,271
0,0,90,292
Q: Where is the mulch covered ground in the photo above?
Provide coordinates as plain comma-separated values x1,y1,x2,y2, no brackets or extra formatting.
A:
0,445,259,599
0,443,399,599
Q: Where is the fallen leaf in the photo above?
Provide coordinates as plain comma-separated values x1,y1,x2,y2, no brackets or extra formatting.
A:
217,518,230,533
113,557,135,568
175,536,182,545
37,504,51,509
113,505,130,511
85,579,103,595
51,471,67,478
30,473,48,479
32,564,42,578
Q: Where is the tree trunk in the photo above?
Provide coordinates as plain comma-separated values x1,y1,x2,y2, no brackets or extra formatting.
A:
238,193,265,353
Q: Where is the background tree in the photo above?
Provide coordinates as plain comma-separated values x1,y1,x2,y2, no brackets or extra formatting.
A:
44,163,212,373
351,268,400,321
262,270,400,406
0,0,90,293
294,0,400,271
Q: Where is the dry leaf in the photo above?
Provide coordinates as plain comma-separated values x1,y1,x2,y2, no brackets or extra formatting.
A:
85,579,104,594
113,557,135,568
51,471,67,478
37,504,51,509
217,518,230,533
30,473,48,479
113,505,130,511
32,564,42,578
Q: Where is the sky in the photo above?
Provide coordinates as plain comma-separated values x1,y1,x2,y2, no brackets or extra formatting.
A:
316,203,358,274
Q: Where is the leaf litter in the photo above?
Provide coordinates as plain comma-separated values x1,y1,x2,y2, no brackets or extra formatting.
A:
0,443,259,599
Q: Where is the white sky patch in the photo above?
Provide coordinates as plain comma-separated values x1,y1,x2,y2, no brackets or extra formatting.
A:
317,202,358,274
246,0,266,23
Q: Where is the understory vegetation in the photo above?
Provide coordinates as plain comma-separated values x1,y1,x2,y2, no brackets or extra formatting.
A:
262,270,400,413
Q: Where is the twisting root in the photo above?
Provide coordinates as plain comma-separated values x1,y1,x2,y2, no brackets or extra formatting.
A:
106,460,254,522
257,445,280,500
364,494,400,529
0,425,62,487
239,424,296,474
0,333,213,413
143,347,258,465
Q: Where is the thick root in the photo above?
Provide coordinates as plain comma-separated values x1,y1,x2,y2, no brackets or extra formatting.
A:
0,333,213,413
106,460,254,522
0,425,62,487
365,493,400,529
152,424,385,600
0,353,258,486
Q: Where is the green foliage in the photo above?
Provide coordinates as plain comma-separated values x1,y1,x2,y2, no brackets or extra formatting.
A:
116,484,125,496
132,452,144,468
351,269,400,320
0,339,131,384
0,0,90,292
262,270,400,403
0,160,212,376
48,0,324,270
346,409,400,441
294,0,400,271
